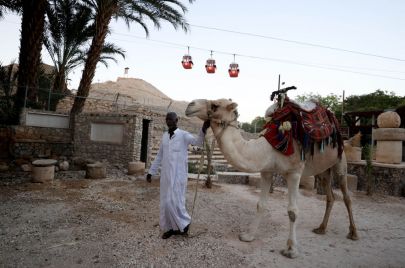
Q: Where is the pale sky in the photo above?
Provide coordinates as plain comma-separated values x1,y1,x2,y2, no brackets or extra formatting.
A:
1,0,404,122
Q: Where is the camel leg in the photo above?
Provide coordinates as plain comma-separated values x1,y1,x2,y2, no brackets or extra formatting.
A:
313,170,335,235
280,172,300,258
334,160,359,240
239,171,272,242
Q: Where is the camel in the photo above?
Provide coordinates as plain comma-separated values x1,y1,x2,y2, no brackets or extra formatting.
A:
185,98,358,258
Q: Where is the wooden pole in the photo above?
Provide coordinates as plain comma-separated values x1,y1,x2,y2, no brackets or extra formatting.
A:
341,90,345,125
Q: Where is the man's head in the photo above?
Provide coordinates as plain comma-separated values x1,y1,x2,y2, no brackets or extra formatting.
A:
166,112,178,130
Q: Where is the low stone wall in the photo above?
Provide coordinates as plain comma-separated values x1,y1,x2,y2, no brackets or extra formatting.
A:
0,127,11,158
0,125,73,159
348,161,405,196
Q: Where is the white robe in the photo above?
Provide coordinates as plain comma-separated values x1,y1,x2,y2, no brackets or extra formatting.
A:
148,128,205,232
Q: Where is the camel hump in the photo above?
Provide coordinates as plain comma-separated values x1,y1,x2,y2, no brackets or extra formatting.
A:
289,99,318,112
265,99,317,118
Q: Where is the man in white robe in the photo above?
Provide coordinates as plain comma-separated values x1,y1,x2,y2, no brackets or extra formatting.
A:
147,112,210,239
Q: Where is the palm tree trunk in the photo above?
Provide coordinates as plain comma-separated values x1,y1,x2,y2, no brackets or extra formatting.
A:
15,0,46,123
69,4,116,129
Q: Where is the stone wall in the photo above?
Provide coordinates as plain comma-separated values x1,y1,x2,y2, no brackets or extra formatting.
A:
348,161,405,196
74,113,154,165
0,125,73,159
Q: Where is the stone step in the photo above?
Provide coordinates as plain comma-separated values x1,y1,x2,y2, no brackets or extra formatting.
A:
216,172,261,185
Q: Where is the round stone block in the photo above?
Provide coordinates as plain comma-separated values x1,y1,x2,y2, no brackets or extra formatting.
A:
377,111,401,128
373,128,405,141
32,159,57,167
31,159,57,183
32,166,55,183
128,161,145,175
86,162,106,179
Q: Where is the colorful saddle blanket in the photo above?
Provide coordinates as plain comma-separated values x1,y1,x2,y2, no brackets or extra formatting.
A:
263,99,343,159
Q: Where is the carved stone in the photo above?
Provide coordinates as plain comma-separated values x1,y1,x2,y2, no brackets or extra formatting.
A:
32,159,57,183
128,161,145,175
376,141,402,164
377,111,401,128
373,128,405,141
86,162,106,179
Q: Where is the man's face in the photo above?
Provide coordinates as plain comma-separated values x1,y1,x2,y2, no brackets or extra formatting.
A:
166,113,178,129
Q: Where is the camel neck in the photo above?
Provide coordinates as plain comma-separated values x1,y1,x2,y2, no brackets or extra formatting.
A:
211,122,273,172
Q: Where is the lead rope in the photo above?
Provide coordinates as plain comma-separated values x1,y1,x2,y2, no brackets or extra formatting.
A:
187,137,208,238
190,137,205,220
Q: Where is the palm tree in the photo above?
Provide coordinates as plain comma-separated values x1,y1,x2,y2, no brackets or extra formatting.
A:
44,0,125,110
12,0,48,123
0,0,21,19
70,0,194,125
0,62,18,124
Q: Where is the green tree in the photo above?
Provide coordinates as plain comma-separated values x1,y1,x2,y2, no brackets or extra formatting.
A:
241,116,266,133
344,89,405,112
70,0,194,125
295,92,343,124
44,0,125,110
241,122,252,133
252,116,266,133
295,92,342,114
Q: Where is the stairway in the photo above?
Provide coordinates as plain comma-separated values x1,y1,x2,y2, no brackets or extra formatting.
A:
150,145,239,173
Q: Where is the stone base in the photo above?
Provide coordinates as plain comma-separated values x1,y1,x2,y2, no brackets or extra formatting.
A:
376,141,402,164
86,162,106,179
346,174,358,192
128,161,145,175
217,172,250,184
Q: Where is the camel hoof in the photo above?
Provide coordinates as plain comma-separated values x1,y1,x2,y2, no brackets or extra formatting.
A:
280,248,300,259
347,231,359,240
312,227,326,235
239,232,255,242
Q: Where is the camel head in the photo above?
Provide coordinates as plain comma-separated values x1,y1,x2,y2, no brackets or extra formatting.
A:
185,98,239,124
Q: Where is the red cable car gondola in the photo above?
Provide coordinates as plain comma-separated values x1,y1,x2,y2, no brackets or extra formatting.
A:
228,54,239,78
181,46,193,69
205,51,216,74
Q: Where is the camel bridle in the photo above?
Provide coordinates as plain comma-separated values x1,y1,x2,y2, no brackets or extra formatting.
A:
206,100,240,140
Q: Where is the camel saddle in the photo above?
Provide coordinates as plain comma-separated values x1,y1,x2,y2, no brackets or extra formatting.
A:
263,98,343,158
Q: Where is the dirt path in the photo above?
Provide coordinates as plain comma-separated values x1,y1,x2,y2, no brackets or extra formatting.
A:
1,174,404,267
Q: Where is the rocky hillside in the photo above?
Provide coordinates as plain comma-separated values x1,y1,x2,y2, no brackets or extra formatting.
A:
57,77,191,117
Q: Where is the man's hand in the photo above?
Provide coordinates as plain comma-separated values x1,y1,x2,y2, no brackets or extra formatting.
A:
146,174,152,183
202,120,211,134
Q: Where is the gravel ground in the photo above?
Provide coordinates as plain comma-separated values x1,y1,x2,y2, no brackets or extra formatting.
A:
1,167,405,268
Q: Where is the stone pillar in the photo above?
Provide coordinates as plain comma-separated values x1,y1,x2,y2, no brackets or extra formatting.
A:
373,112,404,164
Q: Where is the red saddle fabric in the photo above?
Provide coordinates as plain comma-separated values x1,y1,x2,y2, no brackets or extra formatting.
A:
262,122,294,156
263,99,343,159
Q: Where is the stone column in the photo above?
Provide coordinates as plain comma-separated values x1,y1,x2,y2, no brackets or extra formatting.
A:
373,111,404,164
